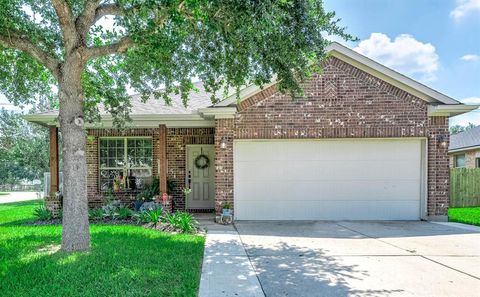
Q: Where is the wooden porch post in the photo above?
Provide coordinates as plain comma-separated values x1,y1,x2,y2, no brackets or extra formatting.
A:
49,126,59,196
158,125,167,194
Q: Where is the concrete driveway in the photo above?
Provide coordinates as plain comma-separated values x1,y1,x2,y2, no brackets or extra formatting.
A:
235,221,480,297
0,192,42,204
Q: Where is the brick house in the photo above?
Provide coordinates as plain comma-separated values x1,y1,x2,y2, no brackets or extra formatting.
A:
26,42,478,221
449,125,480,168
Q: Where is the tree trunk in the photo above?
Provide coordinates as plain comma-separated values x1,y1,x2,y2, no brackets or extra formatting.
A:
58,60,90,252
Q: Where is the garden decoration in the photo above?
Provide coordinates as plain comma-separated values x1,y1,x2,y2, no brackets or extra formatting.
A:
194,154,210,170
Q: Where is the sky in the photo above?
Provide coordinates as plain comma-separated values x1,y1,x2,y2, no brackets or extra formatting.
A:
2,0,479,127
324,0,480,126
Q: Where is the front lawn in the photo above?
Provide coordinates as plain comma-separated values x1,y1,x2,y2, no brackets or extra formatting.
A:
0,200,205,297
448,207,480,227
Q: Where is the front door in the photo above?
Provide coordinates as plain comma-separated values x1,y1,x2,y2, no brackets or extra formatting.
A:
186,145,215,209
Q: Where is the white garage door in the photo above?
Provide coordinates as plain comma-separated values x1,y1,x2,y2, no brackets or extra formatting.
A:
234,139,424,220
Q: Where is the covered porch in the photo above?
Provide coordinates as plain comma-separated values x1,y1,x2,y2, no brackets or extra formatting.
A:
44,124,229,214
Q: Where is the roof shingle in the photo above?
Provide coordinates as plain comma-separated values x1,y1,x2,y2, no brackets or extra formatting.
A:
449,125,480,151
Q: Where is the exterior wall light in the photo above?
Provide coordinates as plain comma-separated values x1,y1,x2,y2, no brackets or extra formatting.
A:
437,135,448,148
220,137,228,149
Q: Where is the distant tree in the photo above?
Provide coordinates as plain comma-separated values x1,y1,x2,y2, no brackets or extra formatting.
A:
0,109,50,187
0,0,354,251
450,123,476,135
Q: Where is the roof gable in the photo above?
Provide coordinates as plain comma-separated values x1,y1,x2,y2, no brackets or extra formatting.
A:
216,42,463,107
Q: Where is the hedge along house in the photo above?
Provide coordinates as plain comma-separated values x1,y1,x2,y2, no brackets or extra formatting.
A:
26,42,478,221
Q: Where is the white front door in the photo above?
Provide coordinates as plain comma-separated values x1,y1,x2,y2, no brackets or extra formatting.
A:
234,139,424,220
186,145,215,209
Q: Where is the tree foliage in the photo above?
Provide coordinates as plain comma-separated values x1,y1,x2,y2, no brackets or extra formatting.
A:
0,0,354,124
450,123,476,135
0,109,49,186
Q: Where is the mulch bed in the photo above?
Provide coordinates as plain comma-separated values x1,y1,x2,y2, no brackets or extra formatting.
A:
25,218,138,226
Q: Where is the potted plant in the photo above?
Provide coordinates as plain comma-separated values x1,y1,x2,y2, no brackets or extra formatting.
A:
113,177,121,192
222,202,232,216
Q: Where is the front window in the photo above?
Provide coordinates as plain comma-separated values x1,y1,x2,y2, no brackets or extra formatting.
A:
99,137,153,191
476,158,480,168
455,154,465,168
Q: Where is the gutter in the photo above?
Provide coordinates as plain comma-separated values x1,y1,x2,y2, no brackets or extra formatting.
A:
448,145,480,154
23,112,215,128
427,104,480,117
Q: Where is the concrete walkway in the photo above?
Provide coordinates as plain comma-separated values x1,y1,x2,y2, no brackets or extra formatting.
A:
0,192,42,204
197,215,264,297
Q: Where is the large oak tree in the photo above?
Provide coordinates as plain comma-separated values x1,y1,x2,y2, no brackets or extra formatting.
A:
0,0,353,251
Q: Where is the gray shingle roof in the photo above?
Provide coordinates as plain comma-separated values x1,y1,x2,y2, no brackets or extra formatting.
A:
127,81,228,115
449,125,480,151
34,81,232,116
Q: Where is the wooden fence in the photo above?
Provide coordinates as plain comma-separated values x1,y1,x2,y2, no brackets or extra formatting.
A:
450,168,480,207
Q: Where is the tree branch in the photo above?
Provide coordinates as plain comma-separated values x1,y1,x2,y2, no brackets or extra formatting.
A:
94,4,126,23
51,0,77,54
0,32,60,79
76,0,102,40
84,36,133,59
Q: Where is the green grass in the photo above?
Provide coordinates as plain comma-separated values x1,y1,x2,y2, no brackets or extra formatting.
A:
0,192,9,196
448,207,480,227
0,200,205,297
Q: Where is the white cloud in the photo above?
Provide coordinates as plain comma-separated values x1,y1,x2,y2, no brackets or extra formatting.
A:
461,54,480,61
354,33,439,81
460,97,480,104
450,0,480,20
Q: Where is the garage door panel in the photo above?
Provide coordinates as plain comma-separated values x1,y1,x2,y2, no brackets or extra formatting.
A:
234,139,423,220
236,180,420,202
236,160,420,181
235,200,420,220
235,140,421,162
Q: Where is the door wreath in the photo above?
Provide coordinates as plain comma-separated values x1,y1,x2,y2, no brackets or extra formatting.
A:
194,154,210,169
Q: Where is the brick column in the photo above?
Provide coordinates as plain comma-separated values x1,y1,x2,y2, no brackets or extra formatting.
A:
427,116,450,219
158,125,167,194
214,119,235,214
46,126,61,215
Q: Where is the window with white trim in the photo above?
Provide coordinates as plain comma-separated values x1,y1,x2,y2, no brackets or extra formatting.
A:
455,154,465,168
99,137,153,191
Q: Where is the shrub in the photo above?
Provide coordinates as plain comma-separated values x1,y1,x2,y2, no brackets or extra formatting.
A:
135,211,151,224
89,208,104,220
102,200,121,218
163,212,177,225
173,212,198,233
114,207,132,220
33,205,53,221
136,208,163,226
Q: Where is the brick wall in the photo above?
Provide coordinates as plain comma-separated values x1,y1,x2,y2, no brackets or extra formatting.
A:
166,128,215,210
214,119,235,213
427,117,450,216
216,56,450,217
236,58,428,138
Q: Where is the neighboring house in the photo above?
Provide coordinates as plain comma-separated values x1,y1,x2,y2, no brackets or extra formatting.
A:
449,126,480,168
26,42,478,221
